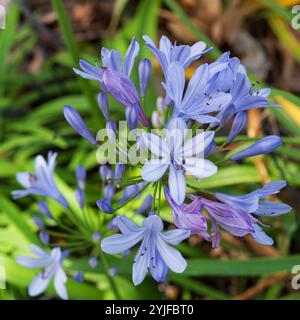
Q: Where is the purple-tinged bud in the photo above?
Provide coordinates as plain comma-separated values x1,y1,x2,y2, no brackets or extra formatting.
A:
89,257,98,268
108,217,119,230
104,184,115,201
106,120,117,144
138,58,151,97
109,267,119,277
98,93,110,121
119,184,139,204
151,111,163,127
76,165,86,190
37,201,54,220
39,230,50,245
137,195,153,215
99,165,114,181
33,215,44,229
125,104,138,130
64,105,96,145
227,111,247,145
156,97,165,112
72,272,84,283
96,198,114,213
75,189,85,209
230,135,282,161
92,231,101,242
102,68,149,126
115,163,125,180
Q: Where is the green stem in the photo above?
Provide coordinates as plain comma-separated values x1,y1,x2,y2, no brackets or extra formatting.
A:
112,183,150,213
99,250,122,299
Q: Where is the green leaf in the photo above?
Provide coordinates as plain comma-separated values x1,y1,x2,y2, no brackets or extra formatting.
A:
183,255,300,276
187,166,260,189
0,194,39,245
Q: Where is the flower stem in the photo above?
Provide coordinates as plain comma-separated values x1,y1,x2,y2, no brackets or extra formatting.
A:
99,249,122,299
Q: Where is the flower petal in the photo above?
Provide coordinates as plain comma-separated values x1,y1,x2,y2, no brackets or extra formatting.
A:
28,272,52,297
141,133,169,158
182,131,215,158
168,165,186,205
160,229,190,245
101,231,144,254
142,159,169,182
117,216,141,235
54,267,68,300
156,235,187,273
251,224,274,246
183,158,217,179
255,200,292,217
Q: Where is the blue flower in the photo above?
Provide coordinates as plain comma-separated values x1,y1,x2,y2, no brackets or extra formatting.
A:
102,68,149,126
215,181,292,245
136,195,153,215
33,216,50,245
37,201,54,220
163,62,232,124
73,38,139,82
73,59,103,81
141,118,217,205
101,38,140,77
101,215,190,285
75,165,86,208
16,245,68,300
64,105,96,145
138,58,152,97
164,188,210,241
89,256,98,268
143,35,211,77
12,152,68,208
72,272,84,283
230,135,282,160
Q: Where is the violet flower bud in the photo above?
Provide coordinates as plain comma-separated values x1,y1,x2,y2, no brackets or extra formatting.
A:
73,272,84,283
138,58,151,97
37,201,54,220
125,103,138,130
106,120,117,144
96,198,114,213
98,93,110,121
115,163,125,180
64,105,96,145
76,165,86,190
75,189,85,209
230,135,282,161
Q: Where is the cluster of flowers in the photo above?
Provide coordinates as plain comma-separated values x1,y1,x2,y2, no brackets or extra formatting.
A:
13,36,291,299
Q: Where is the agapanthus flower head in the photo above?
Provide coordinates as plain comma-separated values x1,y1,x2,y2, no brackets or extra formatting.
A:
17,245,68,300
12,152,68,208
101,215,190,285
